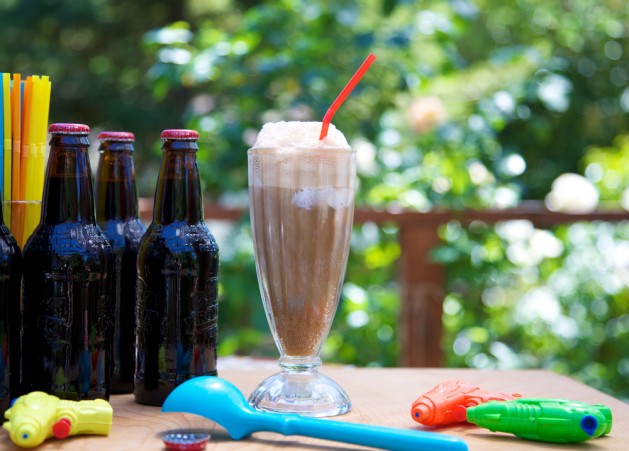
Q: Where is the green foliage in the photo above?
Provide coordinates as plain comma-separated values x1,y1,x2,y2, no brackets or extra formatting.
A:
3,0,629,397
324,224,401,367
440,219,629,400
584,135,629,204
0,0,194,192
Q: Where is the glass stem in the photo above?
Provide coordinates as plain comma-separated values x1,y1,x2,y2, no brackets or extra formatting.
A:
279,356,322,373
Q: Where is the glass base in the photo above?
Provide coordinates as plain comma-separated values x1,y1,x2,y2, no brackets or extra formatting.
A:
247,358,351,417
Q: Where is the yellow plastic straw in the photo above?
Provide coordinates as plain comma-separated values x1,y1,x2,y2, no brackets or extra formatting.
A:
36,77,51,202
0,72,51,244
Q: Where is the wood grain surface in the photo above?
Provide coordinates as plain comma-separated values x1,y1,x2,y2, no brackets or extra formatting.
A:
1,360,627,450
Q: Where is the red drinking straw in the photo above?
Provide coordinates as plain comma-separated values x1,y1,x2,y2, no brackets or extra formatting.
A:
319,53,376,140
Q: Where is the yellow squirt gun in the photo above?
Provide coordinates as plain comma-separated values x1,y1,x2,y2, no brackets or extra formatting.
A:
3,391,113,448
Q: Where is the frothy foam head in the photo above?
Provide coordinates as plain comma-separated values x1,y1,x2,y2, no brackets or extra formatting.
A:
251,121,350,149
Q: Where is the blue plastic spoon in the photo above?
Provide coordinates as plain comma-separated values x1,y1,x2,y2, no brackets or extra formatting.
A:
162,376,468,451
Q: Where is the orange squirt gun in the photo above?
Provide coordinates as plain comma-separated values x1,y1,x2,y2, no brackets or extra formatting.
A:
3,391,113,448
411,380,522,426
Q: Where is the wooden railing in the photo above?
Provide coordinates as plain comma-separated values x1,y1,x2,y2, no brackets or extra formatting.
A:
139,198,629,367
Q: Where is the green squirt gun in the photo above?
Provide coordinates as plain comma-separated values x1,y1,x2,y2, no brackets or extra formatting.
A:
466,398,612,444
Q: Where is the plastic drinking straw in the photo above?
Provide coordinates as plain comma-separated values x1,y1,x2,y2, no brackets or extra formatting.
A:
17,76,36,245
9,78,30,243
11,73,21,204
0,75,4,200
20,76,33,201
25,76,42,182
35,76,51,203
9,74,22,233
25,77,39,197
26,76,41,202
11,77,33,247
23,76,42,243
2,73,11,206
319,53,376,140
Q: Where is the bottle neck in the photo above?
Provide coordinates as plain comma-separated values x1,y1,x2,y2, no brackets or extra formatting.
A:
153,140,203,224
41,134,97,225
95,143,140,221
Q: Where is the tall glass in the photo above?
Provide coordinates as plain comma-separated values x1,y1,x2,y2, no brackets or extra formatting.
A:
248,141,356,417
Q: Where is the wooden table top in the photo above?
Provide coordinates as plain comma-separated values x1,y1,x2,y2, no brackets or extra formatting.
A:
2,359,628,450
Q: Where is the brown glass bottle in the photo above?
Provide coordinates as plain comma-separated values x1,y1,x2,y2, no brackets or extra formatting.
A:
134,129,219,406
0,197,21,415
21,123,114,400
95,131,146,394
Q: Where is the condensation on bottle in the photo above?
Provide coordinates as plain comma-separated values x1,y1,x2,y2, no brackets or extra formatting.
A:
95,131,146,394
134,129,219,406
21,123,114,400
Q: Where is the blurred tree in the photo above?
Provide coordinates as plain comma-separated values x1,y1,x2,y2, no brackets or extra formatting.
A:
2,0,629,396
0,0,191,195
439,218,629,400
141,0,629,397
466,0,629,198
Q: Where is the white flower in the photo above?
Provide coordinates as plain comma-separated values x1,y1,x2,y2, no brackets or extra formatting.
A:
408,96,447,133
545,173,599,213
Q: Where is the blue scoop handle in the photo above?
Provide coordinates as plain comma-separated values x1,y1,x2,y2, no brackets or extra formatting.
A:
253,411,468,451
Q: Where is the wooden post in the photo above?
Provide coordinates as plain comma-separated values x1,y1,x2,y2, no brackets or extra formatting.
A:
397,224,445,367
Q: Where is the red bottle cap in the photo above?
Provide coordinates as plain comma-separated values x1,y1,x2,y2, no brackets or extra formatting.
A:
98,131,135,142
49,123,90,135
162,431,210,451
160,129,199,140
52,418,72,439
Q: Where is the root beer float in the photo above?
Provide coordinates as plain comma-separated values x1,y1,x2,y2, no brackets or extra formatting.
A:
248,121,355,417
